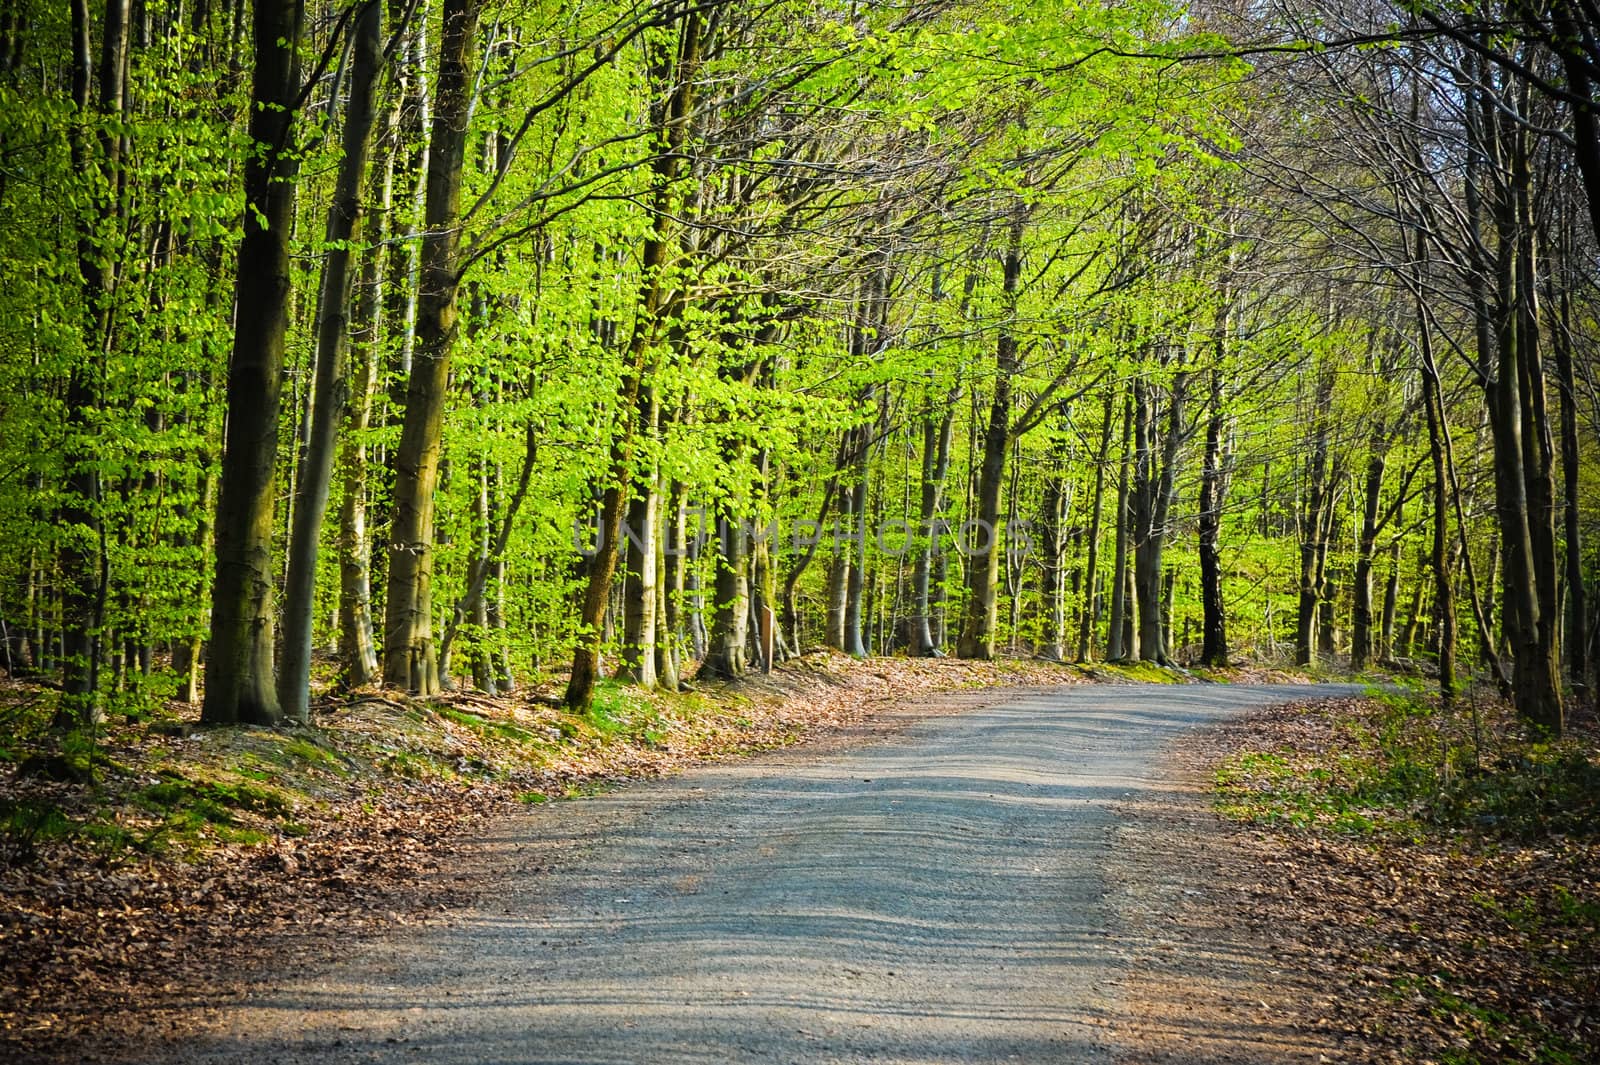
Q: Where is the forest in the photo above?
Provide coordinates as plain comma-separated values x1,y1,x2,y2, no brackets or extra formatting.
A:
0,0,1596,731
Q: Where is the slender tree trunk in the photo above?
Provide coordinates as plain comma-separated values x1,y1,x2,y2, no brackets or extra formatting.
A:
1107,393,1134,661
1316,500,1339,658
1076,389,1113,662
824,432,856,651
1296,367,1335,668
698,515,749,678
957,206,1025,660
656,473,683,690
384,0,478,695
203,0,304,725
279,0,382,721
618,387,660,686
1198,368,1229,666
1420,307,1457,708
1483,117,1564,731
911,396,955,656
1350,425,1386,672
1551,267,1588,694
58,0,132,725
1132,371,1187,664
842,440,871,658
1380,540,1400,661
1038,449,1069,661
337,55,401,690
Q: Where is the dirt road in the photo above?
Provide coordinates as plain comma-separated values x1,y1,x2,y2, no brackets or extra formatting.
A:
145,683,1356,1064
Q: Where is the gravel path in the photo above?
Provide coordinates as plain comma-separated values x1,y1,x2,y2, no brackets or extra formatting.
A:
146,683,1357,1065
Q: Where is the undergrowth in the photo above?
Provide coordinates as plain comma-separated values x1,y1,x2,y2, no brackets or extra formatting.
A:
1214,684,1600,840
1212,688,1600,1064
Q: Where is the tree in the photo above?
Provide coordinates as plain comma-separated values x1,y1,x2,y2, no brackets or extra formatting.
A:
202,0,306,726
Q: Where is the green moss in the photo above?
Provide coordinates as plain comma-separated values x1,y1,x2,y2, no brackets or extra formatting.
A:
278,735,348,772
435,705,542,745
1085,660,1185,684
379,749,458,781
129,770,299,851
2,799,145,860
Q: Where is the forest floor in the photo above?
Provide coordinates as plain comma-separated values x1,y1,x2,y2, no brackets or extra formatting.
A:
1115,690,1600,1065
7,653,1590,1065
24,680,1351,1065
0,649,1298,1063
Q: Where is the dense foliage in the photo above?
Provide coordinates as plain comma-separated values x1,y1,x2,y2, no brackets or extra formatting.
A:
0,0,1594,727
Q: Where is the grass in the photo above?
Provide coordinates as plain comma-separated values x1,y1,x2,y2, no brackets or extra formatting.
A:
434,705,545,745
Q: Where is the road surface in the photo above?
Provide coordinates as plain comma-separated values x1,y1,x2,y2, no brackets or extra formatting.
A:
151,683,1355,1065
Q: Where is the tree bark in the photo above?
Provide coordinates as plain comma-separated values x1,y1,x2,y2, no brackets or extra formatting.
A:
956,206,1026,660
280,0,383,721
1075,389,1113,662
1550,255,1588,694
1038,430,1070,662
911,394,956,656
1198,367,1229,667
1107,393,1135,661
383,0,479,695
617,388,660,687
1131,369,1187,664
338,34,403,691
58,0,130,725
1419,300,1457,708
203,0,304,725
1295,366,1335,668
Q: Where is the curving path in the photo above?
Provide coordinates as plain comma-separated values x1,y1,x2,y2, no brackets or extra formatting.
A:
149,682,1357,1065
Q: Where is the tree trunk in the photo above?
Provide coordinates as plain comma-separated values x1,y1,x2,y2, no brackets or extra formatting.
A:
1379,540,1400,661
203,0,304,725
698,516,750,679
911,396,955,656
1197,368,1229,666
1551,262,1588,694
383,0,478,695
338,48,402,691
58,0,132,725
1349,425,1386,672
1483,115,1564,732
842,445,870,658
1075,389,1113,663
1420,305,1457,707
1037,410,1072,661
1107,393,1134,661
956,206,1025,660
1295,366,1335,668
1132,370,1187,664
279,0,382,721
617,386,660,687
656,474,684,690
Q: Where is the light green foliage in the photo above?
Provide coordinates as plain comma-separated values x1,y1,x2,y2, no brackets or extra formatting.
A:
0,0,1589,720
